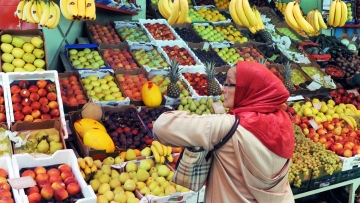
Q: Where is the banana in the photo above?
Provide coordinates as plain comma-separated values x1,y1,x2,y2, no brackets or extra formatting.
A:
48,3,60,29
249,27,257,34
166,154,173,162
328,0,337,26
339,0,347,26
160,0,171,19
39,1,50,27
151,145,161,163
313,10,320,31
85,0,95,20
78,163,81,169
40,0,45,11
84,157,94,167
284,1,300,31
36,0,43,20
68,0,78,19
236,0,250,27
78,158,86,169
333,0,341,27
162,145,168,156
292,2,314,33
343,116,354,128
346,104,357,112
242,0,257,27
185,17,191,23
316,10,328,29
60,0,73,20
45,2,57,28
167,146,172,156
254,7,264,30
16,0,26,20
31,0,40,24
77,0,86,19
91,164,97,172
347,116,357,129
80,170,85,179
306,10,314,28
167,0,180,25
176,0,188,24
160,156,165,164
229,0,243,26
152,141,164,156
84,165,91,175
158,0,167,19
24,0,35,23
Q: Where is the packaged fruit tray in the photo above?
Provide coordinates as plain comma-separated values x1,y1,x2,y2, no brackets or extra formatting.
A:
128,43,170,71
139,19,182,42
65,44,110,71
5,71,68,139
58,71,89,114
0,156,22,203
190,6,231,24
113,21,151,44
192,23,228,43
299,63,337,89
157,40,204,70
12,149,96,203
0,29,48,72
171,23,204,43
85,21,122,45
0,73,11,128
79,70,130,106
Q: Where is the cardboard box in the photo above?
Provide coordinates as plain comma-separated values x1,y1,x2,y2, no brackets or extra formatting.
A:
0,29,48,72
5,71,68,139
0,123,13,158
139,19,182,42
113,21,152,44
12,149,96,203
65,43,110,71
339,155,360,171
58,71,90,114
85,21,122,46
0,156,22,203
11,120,66,157
0,72,11,129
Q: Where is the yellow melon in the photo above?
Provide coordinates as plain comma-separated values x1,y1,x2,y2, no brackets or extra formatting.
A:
83,129,115,153
74,118,106,138
141,82,162,108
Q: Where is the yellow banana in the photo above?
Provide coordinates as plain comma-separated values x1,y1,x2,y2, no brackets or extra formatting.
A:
68,0,78,19
313,10,320,31
346,116,357,129
167,0,180,25
160,156,165,164
249,26,257,34
167,146,172,156
168,0,173,8
306,10,314,27
292,2,314,33
317,10,327,29
328,0,337,26
24,0,35,23
16,0,26,20
185,17,191,23
84,165,91,175
60,0,73,20
84,157,94,167
77,0,86,19
158,0,167,19
254,7,264,30
339,0,347,26
45,2,57,28
40,0,45,10
229,0,243,26
151,145,161,163
91,164,97,172
162,145,168,156
152,141,164,156
236,0,250,27
31,0,40,24
77,163,81,169
161,0,172,19
343,116,354,128
346,104,357,112
78,158,86,169
333,0,341,27
284,1,300,31
167,154,173,162
85,0,95,20
242,0,257,27
176,0,188,24
39,1,50,26
80,170,85,178
37,0,43,20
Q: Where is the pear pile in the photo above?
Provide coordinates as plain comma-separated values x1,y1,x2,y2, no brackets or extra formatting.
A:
177,95,228,115
21,130,63,154
77,156,98,182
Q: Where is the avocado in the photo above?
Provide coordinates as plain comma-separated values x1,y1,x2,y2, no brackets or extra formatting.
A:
265,51,273,58
274,48,281,54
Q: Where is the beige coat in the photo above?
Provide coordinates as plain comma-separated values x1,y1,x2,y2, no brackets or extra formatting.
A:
153,111,295,203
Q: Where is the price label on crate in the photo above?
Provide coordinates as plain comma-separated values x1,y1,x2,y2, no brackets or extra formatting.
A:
308,119,320,130
352,36,357,42
212,102,226,114
8,176,36,189
313,102,322,110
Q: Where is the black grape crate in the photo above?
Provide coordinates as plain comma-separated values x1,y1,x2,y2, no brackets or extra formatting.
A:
137,105,174,137
172,23,204,43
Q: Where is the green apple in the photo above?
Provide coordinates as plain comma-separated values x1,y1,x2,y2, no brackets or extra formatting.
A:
12,59,25,67
33,49,44,59
93,86,102,93
34,59,45,68
81,78,91,84
22,53,35,63
22,42,35,53
88,59,95,63
0,43,13,53
11,37,25,48
83,48,91,54
30,36,43,48
91,51,99,55
24,64,36,72
103,89,111,95
11,48,25,59
98,79,107,84
69,49,78,55
85,53,93,60
77,51,85,57
78,56,87,63
69,54,78,61
97,60,105,66
2,63,15,72
94,55,102,61
2,53,14,63
72,60,81,66
1,34,12,43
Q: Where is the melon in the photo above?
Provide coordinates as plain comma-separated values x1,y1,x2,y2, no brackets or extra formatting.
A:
83,129,115,153
141,81,162,108
74,118,107,138
81,101,102,121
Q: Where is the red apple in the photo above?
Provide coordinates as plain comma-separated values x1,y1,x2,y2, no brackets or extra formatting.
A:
14,111,24,121
338,88,346,95
54,188,69,201
66,182,80,195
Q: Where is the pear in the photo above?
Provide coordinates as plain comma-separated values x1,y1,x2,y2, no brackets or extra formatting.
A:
26,138,38,150
35,131,47,141
149,167,157,175
136,168,149,182
123,179,136,191
93,160,102,168
114,156,124,164
90,179,101,192
199,104,206,111
49,141,63,154
103,190,114,201
132,177,138,183
195,109,203,115
98,183,110,195
114,192,127,203
128,171,136,179
101,165,111,175
178,105,184,110
194,100,200,107
127,197,140,203
93,170,104,179
175,184,183,192
124,191,135,198
103,157,115,165
187,98,192,105
155,177,166,185
136,182,146,190
47,134,60,142
181,187,190,192
125,149,137,161
140,147,151,157
139,160,151,171
98,174,111,184
180,97,187,105
148,181,159,191
139,186,150,195
36,139,49,153
166,171,175,181
220,94,225,102
151,172,158,179
146,177,154,186
200,97,207,105
161,181,170,188
113,186,124,194
111,170,120,179
189,101,197,112
147,159,155,167
157,165,170,177
152,186,164,196
109,178,121,189
119,172,130,184
125,162,137,172
97,195,109,203
165,185,177,195
155,163,163,170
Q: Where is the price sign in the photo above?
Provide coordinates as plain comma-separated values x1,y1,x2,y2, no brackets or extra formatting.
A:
308,119,320,130
313,102,322,110
8,176,36,189
352,36,357,42
110,162,127,169
212,102,226,114
203,42,210,49
346,89,359,96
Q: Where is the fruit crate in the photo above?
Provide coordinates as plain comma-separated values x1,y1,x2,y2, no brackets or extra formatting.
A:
11,120,66,157
113,21,152,44
274,22,309,40
257,7,283,24
171,23,204,43
58,71,90,114
298,62,338,90
308,166,342,190
0,156,22,203
85,21,122,45
0,72,11,129
339,154,360,171
12,149,96,203
192,5,231,24
212,22,250,44
182,71,222,97
139,19,182,42
157,40,204,71
79,70,130,107
290,169,312,195
338,167,360,183
191,23,229,43
255,44,290,64
128,42,170,72
0,29,48,72
65,43,111,71
193,0,214,6
5,71,68,139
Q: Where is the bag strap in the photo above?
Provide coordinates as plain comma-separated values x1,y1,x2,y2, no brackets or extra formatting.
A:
205,115,240,161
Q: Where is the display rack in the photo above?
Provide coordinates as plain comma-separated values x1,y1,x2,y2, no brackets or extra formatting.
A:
294,178,360,203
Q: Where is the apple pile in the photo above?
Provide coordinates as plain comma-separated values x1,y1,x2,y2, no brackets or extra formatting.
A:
88,24,121,44
0,86,6,123
183,72,209,96
60,76,87,107
0,168,15,203
116,73,148,101
162,45,197,66
329,89,360,108
102,48,140,70
81,75,125,102
143,23,177,40
22,164,83,202
10,80,60,122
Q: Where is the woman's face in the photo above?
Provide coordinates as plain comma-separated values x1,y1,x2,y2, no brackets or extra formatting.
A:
221,66,237,108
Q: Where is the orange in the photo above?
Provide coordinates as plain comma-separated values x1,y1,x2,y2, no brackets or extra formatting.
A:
119,151,126,159
133,149,141,157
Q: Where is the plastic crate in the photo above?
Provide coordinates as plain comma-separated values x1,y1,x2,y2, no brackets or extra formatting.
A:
308,171,341,190
0,156,22,203
0,72,11,129
139,19,182,42
339,167,360,182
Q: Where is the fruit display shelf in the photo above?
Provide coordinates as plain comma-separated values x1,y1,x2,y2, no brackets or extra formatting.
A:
192,23,229,43
113,21,151,44
79,70,130,107
12,149,96,203
0,156,22,203
139,19,182,42
190,6,231,24
171,23,204,43
85,21,122,45
274,23,309,39
5,71,68,139
256,44,290,64
0,73,10,128
65,44,110,71
182,71,222,97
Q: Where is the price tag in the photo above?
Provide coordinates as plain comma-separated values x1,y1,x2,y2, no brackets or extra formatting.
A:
323,47,330,53
110,162,127,169
308,119,320,130
203,42,210,49
313,102,322,110
352,36,357,42
287,95,304,101
212,102,226,114
8,176,36,189
346,89,359,96
307,81,322,91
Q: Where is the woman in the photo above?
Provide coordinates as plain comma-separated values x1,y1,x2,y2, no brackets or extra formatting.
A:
153,61,295,203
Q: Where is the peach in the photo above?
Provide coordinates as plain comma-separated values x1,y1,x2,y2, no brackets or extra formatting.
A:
13,103,23,112
37,180,51,189
74,90,83,95
64,177,77,186
24,115,34,122
47,92,57,101
68,98,78,107
48,101,59,109
66,89,73,95
49,175,62,184
37,89,47,97
0,197,13,203
35,173,49,183
22,170,36,179
36,80,47,89
21,98,31,106
60,170,73,181
50,109,60,117
29,93,40,102
20,89,30,98
66,182,81,195
71,85,80,91
31,110,41,119
45,84,56,92
75,95,85,100
40,186,54,200
69,81,78,86
0,190,11,199
60,91,66,96
58,164,72,173
54,188,68,201
26,186,39,195
69,76,77,82
14,111,24,121
0,183,10,191
47,168,60,177
41,114,52,120
33,119,43,122
0,169,6,178
39,97,48,106
78,99,87,105
28,85,39,93
27,192,41,203
11,94,22,103
34,166,46,175
343,149,353,157
51,181,65,190
22,106,32,115
10,85,20,94
61,79,69,84
31,101,41,110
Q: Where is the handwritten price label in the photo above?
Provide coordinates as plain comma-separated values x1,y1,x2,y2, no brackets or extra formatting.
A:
212,102,226,114
8,176,36,189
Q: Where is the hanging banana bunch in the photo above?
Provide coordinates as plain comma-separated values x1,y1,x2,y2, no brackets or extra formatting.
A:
60,0,96,21
284,0,317,35
16,0,45,24
306,9,328,34
158,0,191,25
328,0,347,27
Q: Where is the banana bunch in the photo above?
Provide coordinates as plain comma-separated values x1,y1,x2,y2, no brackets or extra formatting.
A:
328,0,347,27
78,157,97,180
306,9,327,33
60,0,96,21
343,115,357,129
16,0,45,24
158,0,191,25
150,141,173,164
229,0,264,34
284,1,316,35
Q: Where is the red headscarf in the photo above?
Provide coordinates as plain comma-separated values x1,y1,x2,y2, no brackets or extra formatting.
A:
229,61,294,159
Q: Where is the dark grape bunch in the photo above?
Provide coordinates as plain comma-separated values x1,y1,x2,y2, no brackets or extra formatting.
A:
192,48,227,67
102,108,153,149
174,27,203,43
215,72,226,85
138,107,173,132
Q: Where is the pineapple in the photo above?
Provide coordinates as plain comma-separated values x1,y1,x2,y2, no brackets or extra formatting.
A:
205,62,221,96
283,61,294,92
167,59,182,98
